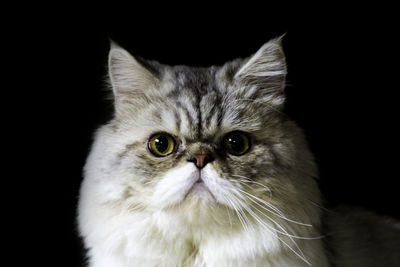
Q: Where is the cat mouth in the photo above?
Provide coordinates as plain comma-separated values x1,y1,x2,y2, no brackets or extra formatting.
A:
190,178,209,192
195,178,204,184
184,177,215,200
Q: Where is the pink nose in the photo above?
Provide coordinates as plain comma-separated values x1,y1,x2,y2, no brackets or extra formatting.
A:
188,154,214,169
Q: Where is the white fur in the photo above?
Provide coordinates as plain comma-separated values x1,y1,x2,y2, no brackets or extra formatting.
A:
150,164,199,207
78,39,331,267
79,130,330,266
235,37,286,80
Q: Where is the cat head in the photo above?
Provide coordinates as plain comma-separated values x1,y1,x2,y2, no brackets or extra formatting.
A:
83,37,320,229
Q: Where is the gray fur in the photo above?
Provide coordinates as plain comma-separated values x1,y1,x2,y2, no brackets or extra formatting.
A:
325,206,400,266
78,38,400,267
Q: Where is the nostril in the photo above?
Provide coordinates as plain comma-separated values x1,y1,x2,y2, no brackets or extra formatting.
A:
203,155,215,165
187,154,214,169
187,157,197,164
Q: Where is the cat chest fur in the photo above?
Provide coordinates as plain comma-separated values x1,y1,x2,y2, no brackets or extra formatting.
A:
78,38,332,267
85,210,327,267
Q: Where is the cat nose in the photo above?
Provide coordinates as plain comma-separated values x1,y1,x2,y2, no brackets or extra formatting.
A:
187,154,214,169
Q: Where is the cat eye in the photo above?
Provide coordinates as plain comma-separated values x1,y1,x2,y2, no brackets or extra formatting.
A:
148,133,177,157
222,131,251,156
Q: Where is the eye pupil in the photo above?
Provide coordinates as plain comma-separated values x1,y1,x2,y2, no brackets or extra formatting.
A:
223,131,250,156
148,133,176,157
228,135,244,152
154,136,169,153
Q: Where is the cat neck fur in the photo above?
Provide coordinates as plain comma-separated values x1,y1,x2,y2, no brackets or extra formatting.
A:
78,38,331,267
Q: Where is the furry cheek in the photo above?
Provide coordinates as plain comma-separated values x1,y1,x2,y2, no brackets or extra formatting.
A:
201,165,241,207
150,163,199,208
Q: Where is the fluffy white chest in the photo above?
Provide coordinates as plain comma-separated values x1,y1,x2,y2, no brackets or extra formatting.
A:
83,212,328,267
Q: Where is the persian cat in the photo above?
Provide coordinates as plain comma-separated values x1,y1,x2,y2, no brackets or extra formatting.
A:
78,38,399,267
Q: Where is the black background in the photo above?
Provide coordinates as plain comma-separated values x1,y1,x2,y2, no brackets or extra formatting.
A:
14,5,398,267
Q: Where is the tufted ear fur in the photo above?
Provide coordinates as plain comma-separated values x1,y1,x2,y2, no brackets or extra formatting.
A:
108,42,159,115
234,36,287,108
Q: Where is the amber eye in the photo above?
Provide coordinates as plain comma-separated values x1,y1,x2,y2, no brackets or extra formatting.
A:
148,133,176,157
223,131,251,156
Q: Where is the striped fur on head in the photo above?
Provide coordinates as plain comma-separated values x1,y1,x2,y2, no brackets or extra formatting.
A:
78,38,329,267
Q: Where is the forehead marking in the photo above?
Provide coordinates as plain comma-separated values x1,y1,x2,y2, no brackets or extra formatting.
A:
173,108,181,133
176,100,195,134
203,94,222,132
167,67,226,140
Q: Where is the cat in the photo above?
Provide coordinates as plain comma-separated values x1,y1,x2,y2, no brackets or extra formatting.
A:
78,37,400,267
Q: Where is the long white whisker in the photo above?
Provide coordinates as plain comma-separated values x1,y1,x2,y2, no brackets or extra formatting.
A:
233,181,286,216
234,194,311,266
224,185,257,235
228,189,309,260
236,179,271,193
125,202,145,211
254,204,308,262
236,188,312,227
231,182,310,229
225,204,233,229
223,194,248,233
248,202,324,240
233,176,273,198
238,189,308,225
232,175,312,226
230,192,254,233
247,210,310,265
142,179,158,186
226,185,313,265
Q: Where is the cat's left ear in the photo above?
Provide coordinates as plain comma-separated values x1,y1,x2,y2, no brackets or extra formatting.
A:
108,41,159,115
234,36,287,107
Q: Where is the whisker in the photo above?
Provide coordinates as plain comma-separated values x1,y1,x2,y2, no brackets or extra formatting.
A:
235,195,311,266
308,199,332,212
237,188,312,227
253,205,309,263
228,189,308,258
224,187,256,235
232,174,272,195
121,202,147,215
232,183,323,265
226,187,314,265
235,179,273,199
231,189,306,239
142,179,159,186
225,205,233,229
231,177,285,216
222,195,248,233
249,202,324,240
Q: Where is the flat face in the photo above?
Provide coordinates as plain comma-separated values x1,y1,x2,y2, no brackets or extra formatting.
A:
79,40,323,266
110,63,289,212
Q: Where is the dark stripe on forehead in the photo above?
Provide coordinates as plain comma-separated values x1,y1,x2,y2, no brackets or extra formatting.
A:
216,101,225,128
169,66,222,138
173,108,181,132
166,86,180,100
176,100,194,130
195,88,202,139
204,94,222,129
152,109,162,122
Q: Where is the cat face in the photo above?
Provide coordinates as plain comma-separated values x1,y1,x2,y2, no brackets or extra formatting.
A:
85,39,320,228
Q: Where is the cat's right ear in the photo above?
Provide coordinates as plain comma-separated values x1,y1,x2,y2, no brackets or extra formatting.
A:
108,42,158,115
233,37,287,109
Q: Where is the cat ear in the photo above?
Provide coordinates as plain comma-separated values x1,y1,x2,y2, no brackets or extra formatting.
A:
234,36,287,107
108,42,158,114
